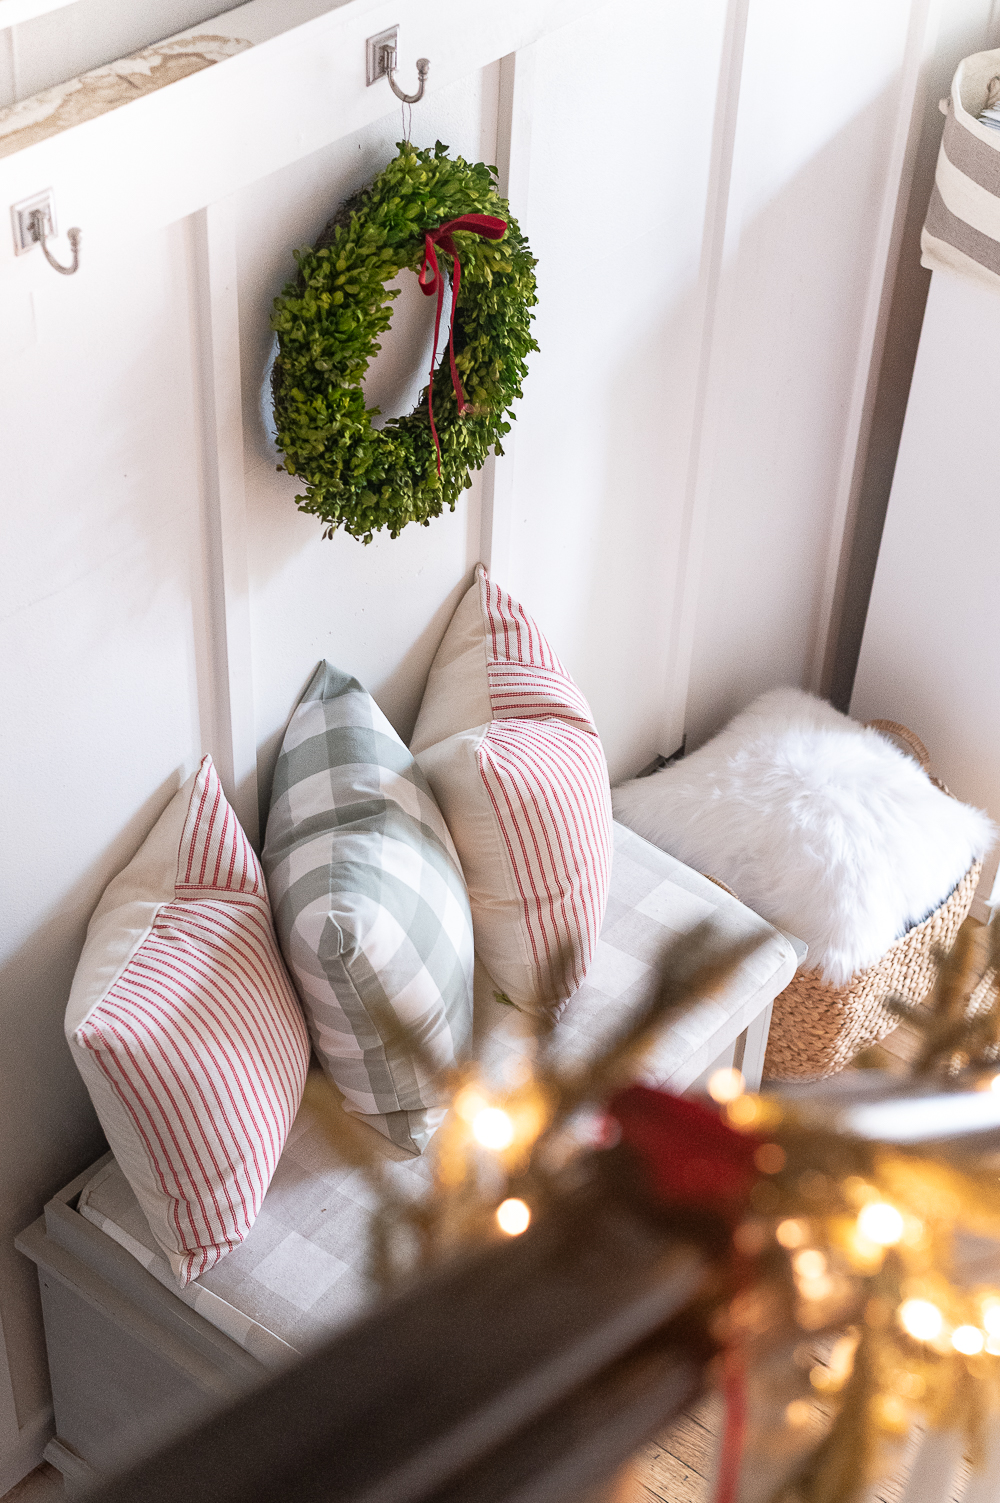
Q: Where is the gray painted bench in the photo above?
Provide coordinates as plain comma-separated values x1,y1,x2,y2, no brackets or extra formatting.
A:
17,823,801,1492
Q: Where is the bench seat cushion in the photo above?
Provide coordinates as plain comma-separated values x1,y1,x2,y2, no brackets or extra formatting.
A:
75,823,796,1359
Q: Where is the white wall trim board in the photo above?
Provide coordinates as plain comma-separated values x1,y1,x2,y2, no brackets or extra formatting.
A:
0,1310,24,1493
0,1401,52,1496
189,199,259,845
0,0,602,276
478,45,533,581
0,0,74,27
659,0,750,757
810,0,944,698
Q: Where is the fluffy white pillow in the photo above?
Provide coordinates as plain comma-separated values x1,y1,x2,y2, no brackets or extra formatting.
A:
612,689,995,985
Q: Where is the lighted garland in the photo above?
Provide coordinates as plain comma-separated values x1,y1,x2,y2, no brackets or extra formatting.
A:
270,141,538,543
304,912,1000,1502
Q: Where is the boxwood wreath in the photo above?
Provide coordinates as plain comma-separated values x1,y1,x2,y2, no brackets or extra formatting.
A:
270,141,538,543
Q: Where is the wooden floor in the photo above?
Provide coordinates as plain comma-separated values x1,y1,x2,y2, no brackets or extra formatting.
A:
631,1395,721,1503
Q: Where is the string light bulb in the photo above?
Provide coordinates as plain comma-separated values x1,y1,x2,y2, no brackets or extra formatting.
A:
776,1218,807,1249
708,1068,745,1103
472,1107,515,1151
857,1202,905,1247
793,1249,827,1280
454,1085,489,1122
496,1198,531,1236
982,1300,1000,1337
952,1325,985,1355
899,1299,944,1342
785,1401,813,1428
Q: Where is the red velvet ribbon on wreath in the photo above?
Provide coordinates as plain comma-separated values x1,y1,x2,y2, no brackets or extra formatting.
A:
607,1085,764,1503
417,214,507,474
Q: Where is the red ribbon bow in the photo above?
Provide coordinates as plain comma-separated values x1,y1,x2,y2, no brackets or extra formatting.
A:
608,1085,762,1503
417,213,507,474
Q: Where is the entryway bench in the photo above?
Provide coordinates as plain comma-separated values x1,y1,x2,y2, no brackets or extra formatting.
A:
17,821,801,1493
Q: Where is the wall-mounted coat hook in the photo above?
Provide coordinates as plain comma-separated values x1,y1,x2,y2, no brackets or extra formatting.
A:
366,27,429,104
31,209,81,275
11,189,81,275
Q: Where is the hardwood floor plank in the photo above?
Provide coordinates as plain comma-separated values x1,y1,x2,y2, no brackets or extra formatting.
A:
634,1398,720,1503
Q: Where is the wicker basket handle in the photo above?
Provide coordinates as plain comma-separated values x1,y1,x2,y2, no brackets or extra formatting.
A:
703,873,739,900
866,718,952,794
866,719,930,770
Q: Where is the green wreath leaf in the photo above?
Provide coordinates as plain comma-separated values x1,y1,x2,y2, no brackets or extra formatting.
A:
270,140,539,544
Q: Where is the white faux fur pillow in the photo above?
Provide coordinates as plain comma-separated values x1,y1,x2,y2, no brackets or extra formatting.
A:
612,689,995,985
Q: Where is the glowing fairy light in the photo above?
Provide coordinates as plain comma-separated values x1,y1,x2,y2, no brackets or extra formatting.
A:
454,1085,489,1122
785,1400,813,1428
793,1249,827,1280
496,1198,531,1236
873,1394,909,1433
472,1107,515,1150
776,1218,807,1249
899,1299,944,1341
828,1334,858,1382
842,1176,878,1207
982,1300,1000,1336
708,1068,745,1104
725,1095,762,1129
857,1202,905,1247
952,1325,985,1355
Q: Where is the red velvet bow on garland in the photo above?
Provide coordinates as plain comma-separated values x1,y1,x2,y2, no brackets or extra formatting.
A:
417,214,507,473
608,1085,765,1503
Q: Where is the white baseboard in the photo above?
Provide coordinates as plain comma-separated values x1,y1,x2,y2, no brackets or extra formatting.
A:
0,1406,54,1496
970,894,994,926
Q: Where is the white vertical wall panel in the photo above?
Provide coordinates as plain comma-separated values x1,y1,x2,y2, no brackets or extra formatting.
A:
683,0,917,751
0,219,211,1483
851,271,1000,877
496,0,731,783
235,67,499,814
0,0,979,1487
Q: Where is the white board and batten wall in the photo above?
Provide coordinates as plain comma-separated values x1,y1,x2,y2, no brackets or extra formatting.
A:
851,268,1000,916
0,0,982,1485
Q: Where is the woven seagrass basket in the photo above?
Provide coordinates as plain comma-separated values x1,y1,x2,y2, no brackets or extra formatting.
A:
761,719,983,1081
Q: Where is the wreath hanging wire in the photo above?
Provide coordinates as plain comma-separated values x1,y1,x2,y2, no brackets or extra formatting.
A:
270,140,539,544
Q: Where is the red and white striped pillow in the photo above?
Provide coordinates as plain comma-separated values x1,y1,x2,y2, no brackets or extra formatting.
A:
66,756,310,1287
411,566,612,1010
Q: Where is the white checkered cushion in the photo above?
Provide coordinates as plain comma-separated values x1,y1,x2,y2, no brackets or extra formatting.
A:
77,824,796,1348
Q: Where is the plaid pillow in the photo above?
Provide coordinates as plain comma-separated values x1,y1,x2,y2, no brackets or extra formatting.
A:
262,664,474,1154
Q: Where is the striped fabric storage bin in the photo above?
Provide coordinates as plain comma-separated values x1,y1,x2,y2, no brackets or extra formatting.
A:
923,44,1000,290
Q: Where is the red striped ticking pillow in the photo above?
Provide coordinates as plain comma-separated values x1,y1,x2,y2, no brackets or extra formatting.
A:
411,565,612,1010
66,755,310,1287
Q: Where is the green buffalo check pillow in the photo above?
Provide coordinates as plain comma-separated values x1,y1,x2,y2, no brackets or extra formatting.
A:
262,663,474,1154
